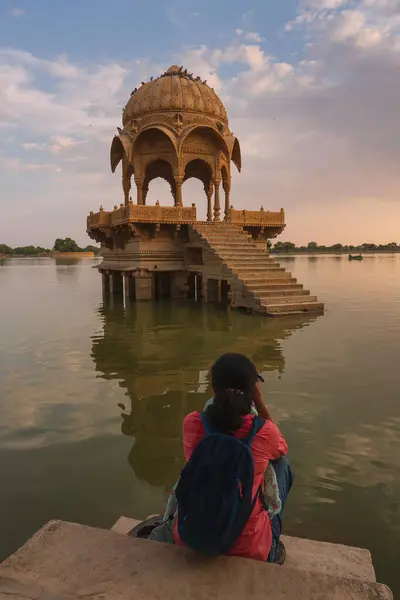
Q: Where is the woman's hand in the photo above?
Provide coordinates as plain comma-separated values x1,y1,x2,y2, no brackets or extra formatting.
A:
252,381,272,421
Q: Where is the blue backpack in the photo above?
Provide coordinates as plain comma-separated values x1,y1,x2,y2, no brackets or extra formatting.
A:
175,412,264,556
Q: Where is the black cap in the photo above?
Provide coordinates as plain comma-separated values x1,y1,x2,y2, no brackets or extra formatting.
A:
211,353,263,393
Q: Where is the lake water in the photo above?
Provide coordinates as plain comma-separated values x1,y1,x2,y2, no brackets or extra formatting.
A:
0,255,399,594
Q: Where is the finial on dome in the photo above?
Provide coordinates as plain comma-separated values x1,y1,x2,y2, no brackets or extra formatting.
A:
167,65,180,74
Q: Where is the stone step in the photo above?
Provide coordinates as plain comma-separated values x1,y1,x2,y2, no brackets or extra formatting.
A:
226,258,279,265
206,243,266,252
242,274,296,283
192,224,324,317
280,535,376,583
110,517,380,587
232,265,286,273
202,241,259,250
215,248,272,254
265,301,325,314
253,289,310,298
260,295,318,305
220,252,272,259
2,521,391,600
245,283,302,291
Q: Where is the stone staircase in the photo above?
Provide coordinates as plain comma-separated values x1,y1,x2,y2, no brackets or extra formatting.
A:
192,224,324,316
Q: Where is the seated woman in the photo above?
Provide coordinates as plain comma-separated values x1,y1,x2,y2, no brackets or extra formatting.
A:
173,353,293,564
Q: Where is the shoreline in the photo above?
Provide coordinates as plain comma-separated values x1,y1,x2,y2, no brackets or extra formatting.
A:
272,250,400,256
1,252,98,259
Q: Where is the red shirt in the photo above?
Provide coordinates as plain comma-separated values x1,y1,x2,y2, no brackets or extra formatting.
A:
173,412,288,561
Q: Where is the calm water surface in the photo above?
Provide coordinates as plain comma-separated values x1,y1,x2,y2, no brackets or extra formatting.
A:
0,256,399,594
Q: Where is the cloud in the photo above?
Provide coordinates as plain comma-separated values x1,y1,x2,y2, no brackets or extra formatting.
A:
10,7,25,17
287,0,400,49
244,32,265,42
329,9,387,47
0,156,60,172
49,136,82,153
1,0,400,246
301,0,349,7
236,29,265,42
21,142,39,150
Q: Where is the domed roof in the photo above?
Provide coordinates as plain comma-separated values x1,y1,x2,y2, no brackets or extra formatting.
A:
123,65,228,126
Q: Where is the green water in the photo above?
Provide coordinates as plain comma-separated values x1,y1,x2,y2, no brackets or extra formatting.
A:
0,256,399,594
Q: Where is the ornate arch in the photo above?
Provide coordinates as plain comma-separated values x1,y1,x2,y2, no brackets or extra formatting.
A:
110,136,125,173
179,125,230,162
232,138,242,172
184,158,214,222
132,125,178,159
184,158,213,185
131,127,180,205
143,159,176,205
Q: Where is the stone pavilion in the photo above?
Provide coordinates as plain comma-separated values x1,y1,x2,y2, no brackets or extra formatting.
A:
87,65,323,315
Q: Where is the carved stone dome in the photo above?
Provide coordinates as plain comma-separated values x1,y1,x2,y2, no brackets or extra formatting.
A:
123,65,228,126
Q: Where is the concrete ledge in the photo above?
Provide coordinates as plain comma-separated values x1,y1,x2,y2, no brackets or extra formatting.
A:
281,535,376,583
111,516,376,583
0,521,393,600
0,576,76,600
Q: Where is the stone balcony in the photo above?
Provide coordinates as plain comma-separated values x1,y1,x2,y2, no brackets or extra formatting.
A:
87,203,285,232
87,202,197,230
229,207,285,227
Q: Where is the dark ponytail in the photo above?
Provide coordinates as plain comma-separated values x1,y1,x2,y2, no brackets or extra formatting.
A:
206,389,252,433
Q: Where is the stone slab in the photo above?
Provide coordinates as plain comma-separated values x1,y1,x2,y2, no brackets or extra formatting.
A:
111,516,376,583
281,535,376,583
0,521,393,600
0,576,76,600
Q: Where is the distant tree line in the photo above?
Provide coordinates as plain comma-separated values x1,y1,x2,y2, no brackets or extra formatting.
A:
0,238,100,257
0,244,51,256
53,238,99,254
271,241,400,254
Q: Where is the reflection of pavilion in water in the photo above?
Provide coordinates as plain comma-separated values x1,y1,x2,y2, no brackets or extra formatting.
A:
91,303,317,489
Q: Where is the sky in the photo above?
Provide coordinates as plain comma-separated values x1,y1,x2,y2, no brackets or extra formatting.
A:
1,0,400,247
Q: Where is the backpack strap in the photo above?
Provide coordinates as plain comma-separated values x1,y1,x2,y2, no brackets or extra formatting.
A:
241,416,265,446
200,412,265,443
200,411,212,435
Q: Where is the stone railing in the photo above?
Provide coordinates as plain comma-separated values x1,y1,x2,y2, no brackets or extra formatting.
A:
228,207,285,227
87,202,197,229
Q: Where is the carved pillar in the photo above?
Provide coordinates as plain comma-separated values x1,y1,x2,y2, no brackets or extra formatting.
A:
214,181,221,222
135,178,144,205
206,184,214,223
175,178,183,207
223,177,231,221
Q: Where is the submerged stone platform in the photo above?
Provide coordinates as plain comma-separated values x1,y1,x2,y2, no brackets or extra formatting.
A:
0,519,393,599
